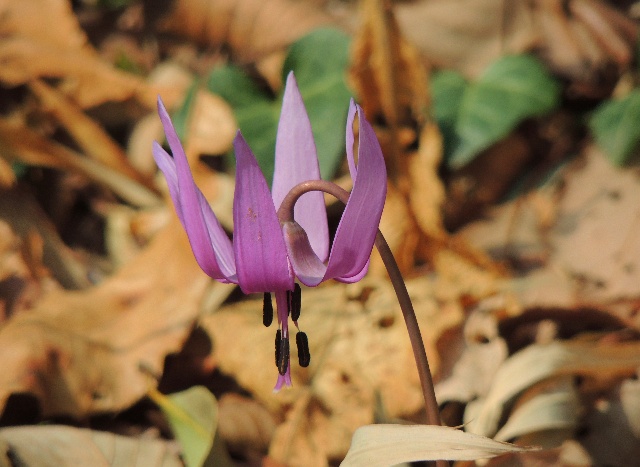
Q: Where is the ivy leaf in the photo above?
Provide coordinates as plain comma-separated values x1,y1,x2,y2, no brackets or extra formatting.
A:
589,90,640,165
207,28,351,184
450,55,561,168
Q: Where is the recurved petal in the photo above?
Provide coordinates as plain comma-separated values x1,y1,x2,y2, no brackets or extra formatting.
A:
233,131,294,294
324,105,387,281
334,259,370,284
272,72,329,262
283,221,326,287
156,97,236,281
345,99,357,180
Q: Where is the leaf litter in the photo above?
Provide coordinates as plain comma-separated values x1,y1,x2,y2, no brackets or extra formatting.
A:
0,0,639,466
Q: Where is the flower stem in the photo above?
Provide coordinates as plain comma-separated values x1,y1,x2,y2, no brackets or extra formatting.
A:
373,232,442,427
278,180,442,426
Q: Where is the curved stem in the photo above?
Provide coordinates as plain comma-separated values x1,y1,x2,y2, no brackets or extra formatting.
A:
278,180,442,427
373,232,442,427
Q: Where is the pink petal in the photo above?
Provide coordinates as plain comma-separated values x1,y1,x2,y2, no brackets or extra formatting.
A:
345,99,357,180
152,142,184,223
233,132,294,294
324,106,387,281
271,72,329,262
283,221,326,287
156,97,236,281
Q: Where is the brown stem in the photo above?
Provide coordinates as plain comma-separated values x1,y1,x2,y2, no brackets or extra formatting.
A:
278,180,442,428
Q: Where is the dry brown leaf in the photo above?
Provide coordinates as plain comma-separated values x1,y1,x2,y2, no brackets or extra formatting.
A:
29,80,155,191
350,0,499,281
200,276,461,465
0,218,225,417
436,338,508,405
396,0,536,78
0,120,159,207
0,0,157,108
397,0,636,84
550,147,640,303
350,0,436,273
150,0,330,62
0,425,181,467
493,376,580,442
0,190,86,292
408,122,445,238
184,91,238,159
217,393,277,459
465,340,640,437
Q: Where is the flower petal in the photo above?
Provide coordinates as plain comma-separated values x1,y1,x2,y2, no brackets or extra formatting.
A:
156,97,236,281
152,142,183,223
233,132,294,294
345,99,357,180
283,221,326,287
324,106,387,281
271,72,329,262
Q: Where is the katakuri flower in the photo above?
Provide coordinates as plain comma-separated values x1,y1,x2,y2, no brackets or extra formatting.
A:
152,72,386,391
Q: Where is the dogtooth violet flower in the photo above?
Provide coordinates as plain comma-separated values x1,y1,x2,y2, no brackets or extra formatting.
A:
152,72,387,391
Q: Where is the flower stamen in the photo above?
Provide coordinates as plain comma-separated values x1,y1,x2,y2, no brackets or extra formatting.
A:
263,292,273,327
291,283,301,322
277,334,290,376
296,331,310,367
275,329,282,368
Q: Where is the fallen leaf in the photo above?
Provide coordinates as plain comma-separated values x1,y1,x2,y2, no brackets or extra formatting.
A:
340,424,536,466
396,0,537,78
551,147,640,303
0,189,88,291
396,0,636,86
149,0,330,62
484,439,593,467
0,121,160,208
29,80,155,190
466,340,640,437
494,376,580,442
436,338,508,404
0,38,155,110
217,393,276,459
0,425,181,467
149,386,218,467
0,218,225,417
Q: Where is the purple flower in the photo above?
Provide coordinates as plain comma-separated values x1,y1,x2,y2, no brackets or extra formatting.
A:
153,72,386,391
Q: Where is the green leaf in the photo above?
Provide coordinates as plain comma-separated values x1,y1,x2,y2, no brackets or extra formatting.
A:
589,90,640,165
450,55,561,168
430,70,468,162
150,386,219,467
207,28,352,184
